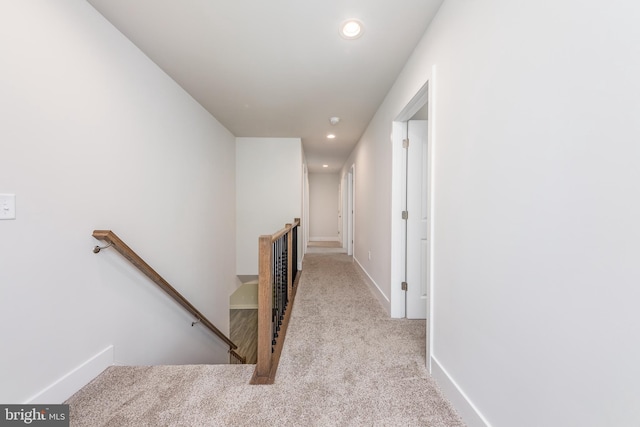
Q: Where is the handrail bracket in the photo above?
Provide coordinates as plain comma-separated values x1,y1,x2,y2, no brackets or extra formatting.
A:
93,242,113,253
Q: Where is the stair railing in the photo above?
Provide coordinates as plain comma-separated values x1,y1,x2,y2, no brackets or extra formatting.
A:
92,230,246,364
251,218,301,384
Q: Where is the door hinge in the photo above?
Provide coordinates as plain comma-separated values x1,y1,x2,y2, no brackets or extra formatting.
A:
401,281,408,291
402,211,408,220
402,138,409,148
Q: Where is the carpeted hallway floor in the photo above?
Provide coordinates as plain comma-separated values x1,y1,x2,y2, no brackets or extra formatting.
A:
65,253,465,426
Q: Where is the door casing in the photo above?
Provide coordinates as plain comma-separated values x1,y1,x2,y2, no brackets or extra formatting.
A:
390,67,436,372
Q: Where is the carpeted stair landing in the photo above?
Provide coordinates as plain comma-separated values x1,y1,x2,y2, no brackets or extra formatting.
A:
66,254,465,426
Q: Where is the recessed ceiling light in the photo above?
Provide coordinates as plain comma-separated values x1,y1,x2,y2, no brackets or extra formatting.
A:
327,134,336,139
340,19,363,39
323,164,329,168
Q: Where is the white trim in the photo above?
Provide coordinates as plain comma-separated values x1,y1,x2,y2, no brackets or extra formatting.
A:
341,173,348,250
353,256,391,314
391,80,430,319
390,121,406,318
230,303,258,310
352,165,355,256
309,237,340,242
390,73,437,372
396,84,430,121
25,345,114,404
431,356,491,427
427,64,437,373
303,162,309,259
347,166,355,256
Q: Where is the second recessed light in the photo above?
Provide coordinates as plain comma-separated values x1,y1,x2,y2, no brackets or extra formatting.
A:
340,19,364,39
327,134,336,139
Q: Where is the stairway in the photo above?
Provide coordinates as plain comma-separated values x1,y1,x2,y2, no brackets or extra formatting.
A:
65,254,465,426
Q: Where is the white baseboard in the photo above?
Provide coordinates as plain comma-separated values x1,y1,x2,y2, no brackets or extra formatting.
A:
431,355,491,427
309,236,340,242
353,257,391,314
230,304,258,310
25,345,114,404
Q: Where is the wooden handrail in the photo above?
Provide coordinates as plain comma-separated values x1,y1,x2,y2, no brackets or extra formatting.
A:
92,230,244,362
268,218,301,243
251,218,301,384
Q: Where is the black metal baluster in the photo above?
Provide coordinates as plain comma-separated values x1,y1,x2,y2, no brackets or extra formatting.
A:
283,235,288,309
272,240,277,352
278,235,284,326
292,225,298,284
267,229,298,357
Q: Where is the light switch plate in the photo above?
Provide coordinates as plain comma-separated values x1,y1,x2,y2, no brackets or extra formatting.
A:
0,194,16,220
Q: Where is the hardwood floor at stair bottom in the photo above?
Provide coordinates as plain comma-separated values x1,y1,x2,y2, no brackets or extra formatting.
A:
230,309,257,364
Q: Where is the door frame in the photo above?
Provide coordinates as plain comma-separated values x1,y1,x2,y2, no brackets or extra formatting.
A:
337,180,342,245
346,165,355,256
342,173,348,250
303,163,309,263
390,66,436,371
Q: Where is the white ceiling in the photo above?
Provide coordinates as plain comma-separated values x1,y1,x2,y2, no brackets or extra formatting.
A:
86,0,444,173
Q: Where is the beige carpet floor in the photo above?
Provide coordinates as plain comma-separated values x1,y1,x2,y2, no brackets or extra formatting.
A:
65,253,465,426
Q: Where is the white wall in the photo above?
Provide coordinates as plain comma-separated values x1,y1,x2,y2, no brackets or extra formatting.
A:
343,0,640,426
236,137,303,275
341,120,393,303
308,173,340,241
0,0,237,403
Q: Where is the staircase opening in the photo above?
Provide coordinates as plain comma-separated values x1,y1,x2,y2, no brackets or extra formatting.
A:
230,277,259,364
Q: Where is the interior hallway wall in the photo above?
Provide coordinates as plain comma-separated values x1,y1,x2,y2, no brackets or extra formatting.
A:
342,0,640,425
308,173,340,241
0,0,237,403
236,137,303,276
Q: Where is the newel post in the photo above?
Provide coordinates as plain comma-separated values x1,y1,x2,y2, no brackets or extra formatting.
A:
256,235,273,379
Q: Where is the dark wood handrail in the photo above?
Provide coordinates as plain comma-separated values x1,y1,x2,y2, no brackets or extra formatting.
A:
92,230,243,361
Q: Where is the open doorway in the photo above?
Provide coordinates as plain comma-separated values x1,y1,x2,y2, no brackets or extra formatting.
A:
347,165,354,256
390,70,436,371
404,118,429,319
339,164,355,256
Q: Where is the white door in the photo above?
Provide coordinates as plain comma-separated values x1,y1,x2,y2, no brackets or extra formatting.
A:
347,168,354,256
405,120,429,319
342,174,348,250
338,183,343,244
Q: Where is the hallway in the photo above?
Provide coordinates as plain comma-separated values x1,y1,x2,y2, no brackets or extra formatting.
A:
66,253,463,426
